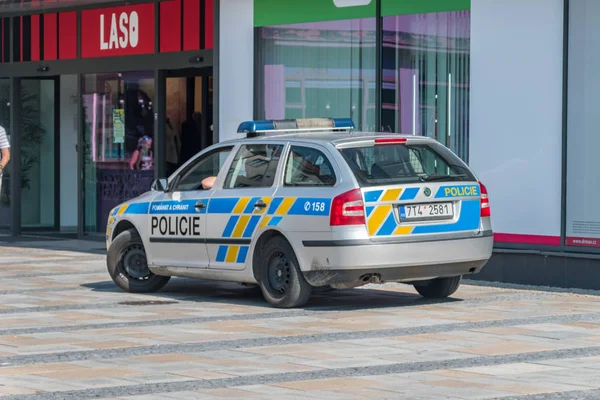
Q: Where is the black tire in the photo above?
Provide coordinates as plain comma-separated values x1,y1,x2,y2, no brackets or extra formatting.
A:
107,228,170,293
414,276,461,298
258,236,312,308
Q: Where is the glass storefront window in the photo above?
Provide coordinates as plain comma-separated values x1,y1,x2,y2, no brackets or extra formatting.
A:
566,0,600,249
257,19,376,131
256,12,470,162
382,11,471,161
82,72,155,233
20,78,57,229
0,79,10,231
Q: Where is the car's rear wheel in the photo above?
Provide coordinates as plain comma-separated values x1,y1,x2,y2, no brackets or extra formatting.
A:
414,276,461,298
107,228,170,293
258,236,312,308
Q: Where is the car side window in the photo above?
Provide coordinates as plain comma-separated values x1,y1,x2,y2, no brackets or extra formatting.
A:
284,146,336,187
174,146,233,191
223,144,284,189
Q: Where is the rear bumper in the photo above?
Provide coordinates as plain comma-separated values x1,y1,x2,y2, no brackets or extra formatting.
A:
304,260,488,287
297,231,493,287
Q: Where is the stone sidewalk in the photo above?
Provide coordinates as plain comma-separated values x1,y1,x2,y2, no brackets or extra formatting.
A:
1,239,600,399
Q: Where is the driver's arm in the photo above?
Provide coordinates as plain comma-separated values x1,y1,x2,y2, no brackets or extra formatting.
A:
202,176,216,189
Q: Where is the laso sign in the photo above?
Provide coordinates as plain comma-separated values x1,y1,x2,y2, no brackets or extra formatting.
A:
81,3,154,58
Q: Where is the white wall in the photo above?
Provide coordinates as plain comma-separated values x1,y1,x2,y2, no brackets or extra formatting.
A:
59,75,78,231
218,0,254,142
469,0,563,240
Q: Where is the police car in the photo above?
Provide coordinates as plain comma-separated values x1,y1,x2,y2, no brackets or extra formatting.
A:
106,118,493,308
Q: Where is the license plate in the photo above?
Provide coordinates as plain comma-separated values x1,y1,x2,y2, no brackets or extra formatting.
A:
400,203,453,220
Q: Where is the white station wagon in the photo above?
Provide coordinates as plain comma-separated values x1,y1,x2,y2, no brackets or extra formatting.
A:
106,118,493,308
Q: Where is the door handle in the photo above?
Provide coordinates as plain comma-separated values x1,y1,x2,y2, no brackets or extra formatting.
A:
254,200,267,209
194,201,206,211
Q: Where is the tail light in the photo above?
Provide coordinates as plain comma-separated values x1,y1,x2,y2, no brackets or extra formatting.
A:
480,182,490,217
330,189,365,226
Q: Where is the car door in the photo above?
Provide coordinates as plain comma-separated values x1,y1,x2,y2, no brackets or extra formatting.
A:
206,142,285,270
270,142,341,243
146,145,235,268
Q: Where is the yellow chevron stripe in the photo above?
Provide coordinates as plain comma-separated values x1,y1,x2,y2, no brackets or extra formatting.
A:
258,216,271,230
233,197,250,214
117,205,128,215
232,215,250,237
393,225,413,235
367,205,391,236
382,188,402,202
225,246,239,263
275,197,295,215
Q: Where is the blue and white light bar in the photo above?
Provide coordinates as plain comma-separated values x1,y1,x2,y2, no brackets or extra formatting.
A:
237,117,354,137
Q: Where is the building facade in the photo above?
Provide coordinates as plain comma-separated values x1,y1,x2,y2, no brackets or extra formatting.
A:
0,0,216,236
0,0,597,288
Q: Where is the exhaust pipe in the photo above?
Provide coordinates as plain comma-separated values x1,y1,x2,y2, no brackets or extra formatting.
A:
359,273,382,284
330,273,383,289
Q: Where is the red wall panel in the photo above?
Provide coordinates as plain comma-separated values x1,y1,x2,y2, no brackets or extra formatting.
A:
58,11,76,59
182,0,200,51
160,0,181,53
43,13,58,60
1,19,3,62
204,0,213,49
31,14,40,61
20,16,23,61
8,0,213,62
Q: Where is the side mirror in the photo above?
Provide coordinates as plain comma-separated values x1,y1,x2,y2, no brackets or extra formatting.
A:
151,178,169,192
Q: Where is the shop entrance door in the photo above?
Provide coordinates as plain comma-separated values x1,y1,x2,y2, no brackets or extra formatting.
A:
0,79,12,232
163,67,213,176
19,77,60,231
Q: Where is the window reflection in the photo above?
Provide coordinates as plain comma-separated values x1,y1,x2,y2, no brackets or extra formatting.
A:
258,19,376,131
382,11,470,161
257,12,470,162
82,71,154,233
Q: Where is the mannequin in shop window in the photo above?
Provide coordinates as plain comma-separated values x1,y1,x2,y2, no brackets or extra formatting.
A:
130,136,154,170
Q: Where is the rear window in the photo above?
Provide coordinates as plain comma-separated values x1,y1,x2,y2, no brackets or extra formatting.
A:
339,142,475,187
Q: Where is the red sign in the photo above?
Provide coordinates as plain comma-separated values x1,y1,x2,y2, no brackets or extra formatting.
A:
566,236,600,248
81,3,154,58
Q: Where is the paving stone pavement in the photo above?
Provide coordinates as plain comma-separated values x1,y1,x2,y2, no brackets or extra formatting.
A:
1,240,600,399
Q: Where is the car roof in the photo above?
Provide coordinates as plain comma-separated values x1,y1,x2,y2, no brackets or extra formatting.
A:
220,131,436,146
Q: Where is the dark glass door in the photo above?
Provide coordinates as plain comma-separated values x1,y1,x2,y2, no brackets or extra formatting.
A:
0,79,11,232
163,67,213,177
20,78,59,230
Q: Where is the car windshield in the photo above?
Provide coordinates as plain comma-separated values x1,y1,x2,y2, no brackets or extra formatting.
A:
338,141,475,187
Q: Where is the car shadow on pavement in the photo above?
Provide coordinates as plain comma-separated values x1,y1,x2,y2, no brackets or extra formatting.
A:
82,278,462,311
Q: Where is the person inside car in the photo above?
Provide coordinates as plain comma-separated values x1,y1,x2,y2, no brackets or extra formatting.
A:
201,176,216,189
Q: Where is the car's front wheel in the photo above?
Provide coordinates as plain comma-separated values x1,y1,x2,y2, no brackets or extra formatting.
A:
414,276,461,298
107,228,170,293
258,236,312,308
